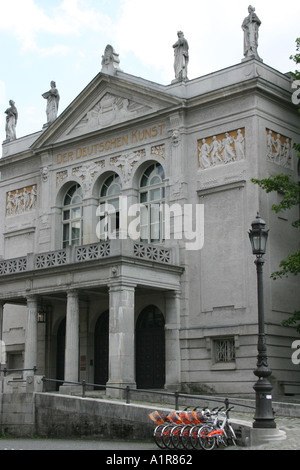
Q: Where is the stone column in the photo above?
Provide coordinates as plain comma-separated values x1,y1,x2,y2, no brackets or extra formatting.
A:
64,290,79,384
165,291,181,390
107,282,136,398
0,301,4,341
24,295,38,376
0,301,4,367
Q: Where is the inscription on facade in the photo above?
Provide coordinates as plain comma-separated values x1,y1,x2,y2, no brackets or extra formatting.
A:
198,128,245,170
6,185,37,216
266,129,293,168
56,124,166,165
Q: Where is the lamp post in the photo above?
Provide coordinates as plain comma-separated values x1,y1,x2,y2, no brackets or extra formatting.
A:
249,213,276,429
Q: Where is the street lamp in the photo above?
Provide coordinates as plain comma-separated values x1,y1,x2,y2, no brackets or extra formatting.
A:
249,213,276,429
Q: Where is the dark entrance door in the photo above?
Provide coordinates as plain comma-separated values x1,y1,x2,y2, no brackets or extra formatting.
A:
94,310,109,389
136,305,165,389
56,318,66,390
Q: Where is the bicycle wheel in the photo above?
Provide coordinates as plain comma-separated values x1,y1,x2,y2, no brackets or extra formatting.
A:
199,425,216,451
189,425,202,450
154,424,168,449
162,424,175,449
181,425,193,450
225,424,237,446
171,425,184,449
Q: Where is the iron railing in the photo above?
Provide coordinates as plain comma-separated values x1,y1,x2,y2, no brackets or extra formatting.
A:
40,376,256,411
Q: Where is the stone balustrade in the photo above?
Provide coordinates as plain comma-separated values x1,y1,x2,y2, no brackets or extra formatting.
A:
0,240,174,276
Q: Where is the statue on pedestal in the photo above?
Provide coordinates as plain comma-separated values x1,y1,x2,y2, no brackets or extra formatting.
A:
242,5,262,61
4,100,18,142
42,81,60,126
172,31,189,82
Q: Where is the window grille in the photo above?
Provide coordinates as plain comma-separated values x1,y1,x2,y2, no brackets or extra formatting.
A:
214,338,235,363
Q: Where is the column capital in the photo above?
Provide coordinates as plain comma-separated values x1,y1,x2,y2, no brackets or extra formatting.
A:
165,289,181,300
66,289,78,298
26,295,38,307
107,281,137,292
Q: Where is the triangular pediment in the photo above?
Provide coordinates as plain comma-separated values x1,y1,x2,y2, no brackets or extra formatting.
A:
67,91,154,139
31,72,182,150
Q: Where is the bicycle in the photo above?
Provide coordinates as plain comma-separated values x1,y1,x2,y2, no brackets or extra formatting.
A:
199,406,237,450
189,407,222,450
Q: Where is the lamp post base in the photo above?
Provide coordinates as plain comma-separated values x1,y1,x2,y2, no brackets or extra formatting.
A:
253,377,276,429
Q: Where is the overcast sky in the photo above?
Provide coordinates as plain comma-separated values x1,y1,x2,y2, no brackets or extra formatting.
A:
0,0,299,140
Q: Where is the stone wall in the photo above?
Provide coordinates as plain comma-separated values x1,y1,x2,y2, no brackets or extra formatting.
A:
35,393,154,441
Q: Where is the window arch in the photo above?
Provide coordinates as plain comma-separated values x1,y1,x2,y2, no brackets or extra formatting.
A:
62,184,83,248
98,174,121,240
139,163,165,243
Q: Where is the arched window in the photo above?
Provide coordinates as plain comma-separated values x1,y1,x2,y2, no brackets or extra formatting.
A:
62,184,83,248
98,174,121,240
139,163,165,243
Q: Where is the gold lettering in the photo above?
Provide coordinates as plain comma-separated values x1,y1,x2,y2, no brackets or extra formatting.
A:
152,126,158,137
131,130,138,143
145,128,152,139
56,124,165,164
159,124,165,135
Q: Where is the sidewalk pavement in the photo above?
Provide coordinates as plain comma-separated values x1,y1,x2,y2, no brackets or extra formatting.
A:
230,413,300,450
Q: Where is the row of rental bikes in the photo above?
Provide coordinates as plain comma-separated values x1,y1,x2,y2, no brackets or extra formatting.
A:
149,406,237,451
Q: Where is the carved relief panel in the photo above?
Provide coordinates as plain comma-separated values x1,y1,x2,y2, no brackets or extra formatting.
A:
198,128,245,170
266,129,293,169
6,185,37,217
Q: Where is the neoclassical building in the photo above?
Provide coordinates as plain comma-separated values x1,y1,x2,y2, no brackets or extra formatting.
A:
1,25,300,398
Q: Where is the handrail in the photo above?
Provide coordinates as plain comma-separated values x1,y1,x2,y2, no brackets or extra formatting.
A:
41,376,255,411
0,366,37,377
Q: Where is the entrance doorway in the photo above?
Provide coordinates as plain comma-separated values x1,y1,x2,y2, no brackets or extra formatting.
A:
94,310,109,388
136,305,165,389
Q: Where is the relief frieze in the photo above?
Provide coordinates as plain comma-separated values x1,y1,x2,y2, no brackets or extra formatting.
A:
266,129,293,168
6,185,37,217
198,128,245,170
72,160,105,191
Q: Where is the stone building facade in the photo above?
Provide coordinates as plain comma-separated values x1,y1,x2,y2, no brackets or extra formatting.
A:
1,35,299,398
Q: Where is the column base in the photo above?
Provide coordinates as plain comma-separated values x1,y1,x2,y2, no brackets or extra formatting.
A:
106,381,136,400
59,383,83,395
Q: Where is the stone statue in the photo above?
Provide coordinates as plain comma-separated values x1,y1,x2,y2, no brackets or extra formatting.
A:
172,31,189,82
42,81,60,126
4,100,18,142
101,45,121,74
242,5,262,61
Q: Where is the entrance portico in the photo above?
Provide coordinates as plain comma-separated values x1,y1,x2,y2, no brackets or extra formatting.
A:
0,240,183,394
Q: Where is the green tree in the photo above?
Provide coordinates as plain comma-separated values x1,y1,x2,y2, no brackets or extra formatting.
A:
251,38,300,333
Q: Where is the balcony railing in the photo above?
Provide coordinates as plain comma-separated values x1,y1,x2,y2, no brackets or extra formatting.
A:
0,240,174,277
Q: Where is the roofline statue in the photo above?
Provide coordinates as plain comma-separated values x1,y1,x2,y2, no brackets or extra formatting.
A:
4,100,18,143
42,81,60,128
172,31,189,83
242,5,262,62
